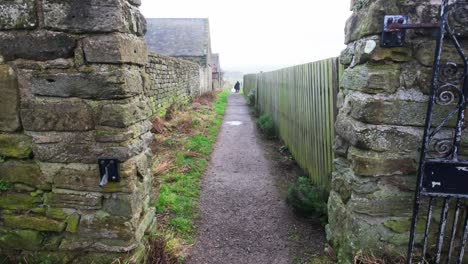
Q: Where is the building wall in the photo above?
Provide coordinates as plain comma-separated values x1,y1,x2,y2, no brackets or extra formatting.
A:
176,55,213,94
145,53,200,114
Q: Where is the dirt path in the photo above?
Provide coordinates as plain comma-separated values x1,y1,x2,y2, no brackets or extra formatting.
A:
187,93,326,264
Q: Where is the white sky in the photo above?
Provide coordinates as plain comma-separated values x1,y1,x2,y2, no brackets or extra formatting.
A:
140,0,352,74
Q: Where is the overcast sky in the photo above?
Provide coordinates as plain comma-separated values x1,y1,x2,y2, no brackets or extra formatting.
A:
140,0,352,74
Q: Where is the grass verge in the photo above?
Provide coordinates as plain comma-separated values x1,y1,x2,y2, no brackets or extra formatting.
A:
150,90,229,263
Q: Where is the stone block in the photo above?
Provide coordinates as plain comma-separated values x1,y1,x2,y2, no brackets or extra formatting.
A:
95,120,152,143
77,211,135,240
65,213,80,233
97,97,152,128
103,193,142,218
0,229,42,250
45,190,103,210
0,193,42,210
32,132,151,163
415,39,466,67
43,0,144,35
31,65,144,100
82,34,148,65
3,215,66,232
0,160,50,189
348,147,417,176
0,64,20,132
351,37,411,65
0,0,36,30
345,0,399,44
341,63,400,94
348,90,464,127
21,99,94,132
0,31,76,61
335,115,423,153
51,163,136,193
347,184,414,217
0,133,32,158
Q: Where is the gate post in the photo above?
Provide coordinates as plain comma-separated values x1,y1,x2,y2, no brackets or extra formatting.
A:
328,0,450,262
0,1,155,262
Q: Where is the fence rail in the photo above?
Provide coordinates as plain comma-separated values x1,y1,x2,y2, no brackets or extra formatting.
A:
244,58,342,189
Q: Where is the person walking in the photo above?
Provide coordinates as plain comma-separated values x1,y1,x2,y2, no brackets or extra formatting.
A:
234,81,240,93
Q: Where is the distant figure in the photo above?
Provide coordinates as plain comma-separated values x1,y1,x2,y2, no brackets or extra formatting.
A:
234,81,241,93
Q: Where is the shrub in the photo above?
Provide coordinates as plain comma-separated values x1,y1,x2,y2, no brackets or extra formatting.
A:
256,114,276,138
287,176,328,223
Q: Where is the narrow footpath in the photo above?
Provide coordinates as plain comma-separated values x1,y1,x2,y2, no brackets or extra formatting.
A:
187,93,326,264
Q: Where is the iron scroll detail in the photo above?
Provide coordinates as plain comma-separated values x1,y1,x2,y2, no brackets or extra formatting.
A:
406,0,468,263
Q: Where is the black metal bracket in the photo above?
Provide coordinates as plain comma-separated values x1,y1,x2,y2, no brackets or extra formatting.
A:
381,15,440,48
98,158,120,187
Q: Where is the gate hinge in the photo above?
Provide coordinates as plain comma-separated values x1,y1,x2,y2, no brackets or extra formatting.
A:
381,15,440,48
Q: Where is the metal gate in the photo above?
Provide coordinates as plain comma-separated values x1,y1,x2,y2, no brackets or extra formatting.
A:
398,0,468,263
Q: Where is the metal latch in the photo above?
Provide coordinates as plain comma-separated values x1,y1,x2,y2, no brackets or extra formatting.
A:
98,158,120,187
381,15,440,48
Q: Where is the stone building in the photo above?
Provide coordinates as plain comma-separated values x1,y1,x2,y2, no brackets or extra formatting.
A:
145,18,214,95
211,53,223,90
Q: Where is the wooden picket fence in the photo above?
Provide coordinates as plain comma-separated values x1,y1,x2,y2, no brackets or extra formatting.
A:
244,58,342,190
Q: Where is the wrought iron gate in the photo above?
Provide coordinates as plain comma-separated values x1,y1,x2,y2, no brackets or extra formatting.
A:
404,0,468,263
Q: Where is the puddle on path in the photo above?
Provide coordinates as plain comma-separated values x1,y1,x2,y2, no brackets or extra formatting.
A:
226,121,243,126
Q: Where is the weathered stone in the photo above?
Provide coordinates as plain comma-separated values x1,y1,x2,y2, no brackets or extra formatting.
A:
348,90,464,127
351,37,411,65
45,190,102,210
31,65,144,100
0,229,42,250
0,133,32,158
333,135,350,157
335,115,423,153
341,63,400,94
82,34,148,65
384,217,426,234
414,39,466,67
52,163,135,193
97,97,152,128
3,215,66,232
331,158,353,203
345,0,399,44
65,213,80,233
400,63,434,94
0,31,76,61
340,43,355,66
43,0,145,35
95,120,152,143
103,193,141,218
21,99,94,132
0,64,20,132
0,160,50,189
349,147,417,176
135,207,155,241
46,208,69,220
0,0,36,30
347,185,414,217
77,211,135,240
0,193,42,210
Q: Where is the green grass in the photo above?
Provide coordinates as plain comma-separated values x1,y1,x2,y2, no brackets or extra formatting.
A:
154,90,229,256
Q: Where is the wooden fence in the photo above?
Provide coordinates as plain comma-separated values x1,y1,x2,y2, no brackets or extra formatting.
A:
244,58,342,190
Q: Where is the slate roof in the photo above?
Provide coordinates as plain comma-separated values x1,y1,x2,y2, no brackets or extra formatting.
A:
212,53,220,72
145,18,211,57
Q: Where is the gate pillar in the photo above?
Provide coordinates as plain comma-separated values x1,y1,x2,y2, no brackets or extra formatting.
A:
0,1,156,263
327,0,467,262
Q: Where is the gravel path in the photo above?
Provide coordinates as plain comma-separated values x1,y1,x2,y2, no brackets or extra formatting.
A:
187,93,326,264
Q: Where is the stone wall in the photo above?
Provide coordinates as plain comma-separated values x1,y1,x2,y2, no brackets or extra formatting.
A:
175,55,213,95
0,0,156,262
145,53,200,115
328,0,467,262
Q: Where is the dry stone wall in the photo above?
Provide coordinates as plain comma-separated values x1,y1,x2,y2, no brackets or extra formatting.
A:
0,0,159,262
328,0,467,262
145,53,201,114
